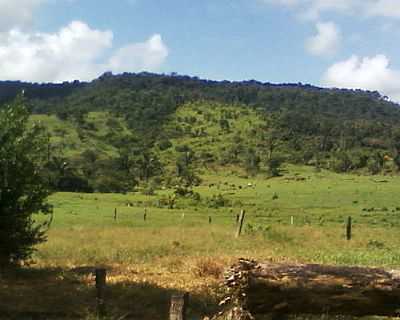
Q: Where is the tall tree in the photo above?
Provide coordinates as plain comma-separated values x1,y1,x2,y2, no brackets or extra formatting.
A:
0,96,52,266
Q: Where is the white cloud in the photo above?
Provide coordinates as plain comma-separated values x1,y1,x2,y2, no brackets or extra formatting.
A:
306,21,340,56
265,0,400,20
0,21,169,82
0,0,45,31
302,0,356,20
264,0,300,7
306,0,359,19
108,34,168,74
264,0,358,19
322,54,400,101
366,0,400,18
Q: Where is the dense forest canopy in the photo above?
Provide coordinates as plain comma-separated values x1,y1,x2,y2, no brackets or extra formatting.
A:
1,72,399,193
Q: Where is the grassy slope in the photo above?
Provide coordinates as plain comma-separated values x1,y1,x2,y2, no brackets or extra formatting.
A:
30,101,267,175
30,111,132,158
163,101,263,149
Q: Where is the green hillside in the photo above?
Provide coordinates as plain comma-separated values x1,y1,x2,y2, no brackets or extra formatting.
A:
2,72,400,193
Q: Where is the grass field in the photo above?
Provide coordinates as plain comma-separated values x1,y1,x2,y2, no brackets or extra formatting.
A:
3,165,400,319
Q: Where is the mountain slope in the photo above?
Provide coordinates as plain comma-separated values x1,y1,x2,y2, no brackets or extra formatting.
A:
2,72,400,192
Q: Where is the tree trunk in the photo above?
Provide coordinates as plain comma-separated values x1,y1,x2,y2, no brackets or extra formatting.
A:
212,259,400,319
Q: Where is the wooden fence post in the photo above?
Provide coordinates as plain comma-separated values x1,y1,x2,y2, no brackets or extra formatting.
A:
169,292,189,320
95,268,106,318
236,210,246,238
114,208,117,221
209,216,212,224
346,216,352,240
144,208,147,221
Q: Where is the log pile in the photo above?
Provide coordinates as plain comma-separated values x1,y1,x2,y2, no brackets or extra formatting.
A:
212,259,400,320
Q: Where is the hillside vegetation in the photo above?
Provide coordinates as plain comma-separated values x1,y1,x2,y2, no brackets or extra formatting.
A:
2,72,400,193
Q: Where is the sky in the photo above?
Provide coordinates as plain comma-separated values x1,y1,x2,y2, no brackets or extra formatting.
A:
1,0,400,100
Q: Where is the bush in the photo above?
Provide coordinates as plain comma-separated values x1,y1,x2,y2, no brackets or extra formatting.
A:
206,194,231,208
142,184,156,195
367,153,384,174
173,185,193,197
367,240,385,249
92,175,131,193
57,174,93,193
191,257,224,279
332,152,352,173
351,152,369,169
0,97,53,265
267,157,283,177
175,144,191,153
158,139,172,151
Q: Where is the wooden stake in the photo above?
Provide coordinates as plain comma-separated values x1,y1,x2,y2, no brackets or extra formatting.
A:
291,216,294,225
144,208,147,221
95,268,106,318
235,210,246,238
346,216,352,240
114,208,117,221
169,292,188,320
209,216,212,224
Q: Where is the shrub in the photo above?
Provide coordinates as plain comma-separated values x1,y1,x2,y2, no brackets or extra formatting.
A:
158,139,172,151
142,184,156,195
191,257,224,279
57,175,93,193
367,153,384,174
0,96,53,265
206,194,231,208
92,175,130,193
332,152,352,173
267,157,283,177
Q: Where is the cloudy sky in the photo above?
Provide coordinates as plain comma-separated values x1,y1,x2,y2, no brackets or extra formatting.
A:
1,0,400,100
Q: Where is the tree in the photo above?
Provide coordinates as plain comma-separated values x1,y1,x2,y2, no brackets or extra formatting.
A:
367,152,384,174
176,150,200,187
0,96,52,266
267,156,283,177
244,148,261,175
129,150,162,182
332,152,352,173
394,154,400,171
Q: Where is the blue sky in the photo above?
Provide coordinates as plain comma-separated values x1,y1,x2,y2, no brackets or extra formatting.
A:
1,0,400,100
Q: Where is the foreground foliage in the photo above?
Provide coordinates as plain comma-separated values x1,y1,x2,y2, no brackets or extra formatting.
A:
0,96,52,265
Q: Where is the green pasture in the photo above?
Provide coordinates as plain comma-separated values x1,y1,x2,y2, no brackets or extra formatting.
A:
33,165,400,268
5,165,400,319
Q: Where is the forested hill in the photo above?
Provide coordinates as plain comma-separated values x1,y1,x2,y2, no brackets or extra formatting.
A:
1,72,400,193
0,72,397,120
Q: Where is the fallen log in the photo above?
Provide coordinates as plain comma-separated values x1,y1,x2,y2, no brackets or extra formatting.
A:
212,259,400,319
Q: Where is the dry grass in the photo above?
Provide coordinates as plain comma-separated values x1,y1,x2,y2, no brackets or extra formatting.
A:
190,257,225,279
0,256,224,319
3,222,398,318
